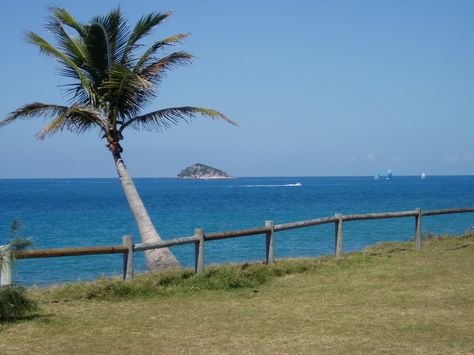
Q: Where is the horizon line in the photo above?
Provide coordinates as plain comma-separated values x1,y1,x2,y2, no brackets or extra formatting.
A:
1,174,473,180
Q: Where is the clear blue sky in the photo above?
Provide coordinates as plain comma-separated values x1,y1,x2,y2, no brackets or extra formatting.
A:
1,0,474,178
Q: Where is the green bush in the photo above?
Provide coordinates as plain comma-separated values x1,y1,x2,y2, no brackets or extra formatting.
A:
0,286,38,322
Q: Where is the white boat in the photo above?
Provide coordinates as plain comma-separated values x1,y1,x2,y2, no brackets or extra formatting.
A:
421,172,426,180
374,172,380,180
286,182,302,187
386,169,393,180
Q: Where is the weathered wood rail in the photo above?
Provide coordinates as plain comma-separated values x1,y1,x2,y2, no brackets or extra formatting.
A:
1,207,473,286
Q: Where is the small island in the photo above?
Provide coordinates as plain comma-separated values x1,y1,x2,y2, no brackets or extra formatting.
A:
177,163,233,179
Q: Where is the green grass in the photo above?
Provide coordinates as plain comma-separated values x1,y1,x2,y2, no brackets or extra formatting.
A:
34,257,325,302
1,234,473,354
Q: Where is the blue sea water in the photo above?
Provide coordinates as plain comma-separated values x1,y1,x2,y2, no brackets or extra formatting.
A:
0,176,473,286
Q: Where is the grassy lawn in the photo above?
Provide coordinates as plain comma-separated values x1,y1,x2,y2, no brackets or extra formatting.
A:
1,234,473,354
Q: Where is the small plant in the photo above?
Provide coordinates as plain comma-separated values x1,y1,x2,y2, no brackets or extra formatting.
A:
1,219,33,286
0,286,38,322
0,219,38,322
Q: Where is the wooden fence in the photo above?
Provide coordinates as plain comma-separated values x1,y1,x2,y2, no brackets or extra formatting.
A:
1,207,473,286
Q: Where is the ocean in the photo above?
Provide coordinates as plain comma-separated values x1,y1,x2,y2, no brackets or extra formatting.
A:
1,176,473,286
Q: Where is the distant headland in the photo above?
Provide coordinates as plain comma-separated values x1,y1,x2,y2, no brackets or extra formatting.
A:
177,163,233,179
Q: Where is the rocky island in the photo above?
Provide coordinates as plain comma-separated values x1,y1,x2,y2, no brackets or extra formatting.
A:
177,163,233,179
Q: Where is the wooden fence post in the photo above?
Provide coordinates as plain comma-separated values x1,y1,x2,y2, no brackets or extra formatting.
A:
265,220,275,265
415,208,423,251
195,228,205,274
0,249,12,287
122,235,133,281
335,214,343,257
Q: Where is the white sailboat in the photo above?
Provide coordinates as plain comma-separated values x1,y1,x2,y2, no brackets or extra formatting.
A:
421,172,426,180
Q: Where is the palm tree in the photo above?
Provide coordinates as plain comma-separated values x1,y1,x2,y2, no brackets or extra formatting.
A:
0,7,237,271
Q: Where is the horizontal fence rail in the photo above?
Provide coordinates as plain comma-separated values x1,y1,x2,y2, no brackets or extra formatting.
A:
1,207,473,286
205,226,271,241
422,207,474,216
274,216,338,231
14,245,128,259
341,210,418,221
134,235,199,252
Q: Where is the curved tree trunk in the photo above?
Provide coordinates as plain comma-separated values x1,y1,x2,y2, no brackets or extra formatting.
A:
112,151,180,271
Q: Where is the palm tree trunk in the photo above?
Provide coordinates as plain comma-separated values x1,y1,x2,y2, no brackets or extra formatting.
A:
112,151,180,271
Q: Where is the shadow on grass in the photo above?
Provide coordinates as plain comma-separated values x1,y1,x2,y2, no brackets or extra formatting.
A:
0,313,47,332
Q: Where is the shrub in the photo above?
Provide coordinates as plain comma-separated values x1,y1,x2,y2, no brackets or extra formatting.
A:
0,286,38,322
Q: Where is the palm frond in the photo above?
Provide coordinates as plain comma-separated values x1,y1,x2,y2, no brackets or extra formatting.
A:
122,12,171,64
83,22,111,79
140,51,194,84
49,7,85,36
36,106,108,139
8,239,34,251
91,8,130,64
108,51,194,116
26,32,96,105
0,103,69,127
134,33,190,72
45,15,91,79
0,102,106,138
101,64,153,118
120,106,239,132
